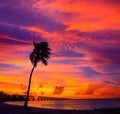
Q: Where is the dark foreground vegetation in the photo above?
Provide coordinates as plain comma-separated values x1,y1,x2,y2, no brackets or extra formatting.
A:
0,91,25,101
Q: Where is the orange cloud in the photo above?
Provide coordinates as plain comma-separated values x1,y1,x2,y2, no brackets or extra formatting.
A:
0,0,120,99
34,0,120,31
53,86,64,95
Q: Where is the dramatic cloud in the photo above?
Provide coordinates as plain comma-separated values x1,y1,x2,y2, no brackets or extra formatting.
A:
0,0,67,32
0,0,120,98
0,23,44,43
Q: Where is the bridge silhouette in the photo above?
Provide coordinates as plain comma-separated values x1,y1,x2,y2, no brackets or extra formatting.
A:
27,96,68,101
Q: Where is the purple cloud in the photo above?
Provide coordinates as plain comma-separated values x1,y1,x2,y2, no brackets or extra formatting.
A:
104,80,120,86
94,48,120,64
0,63,21,70
0,24,44,44
53,50,85,57
0,38,29,45
0,0,67,32
103,0,120,4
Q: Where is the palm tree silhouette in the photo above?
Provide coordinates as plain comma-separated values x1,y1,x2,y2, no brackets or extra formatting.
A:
24,41,51,109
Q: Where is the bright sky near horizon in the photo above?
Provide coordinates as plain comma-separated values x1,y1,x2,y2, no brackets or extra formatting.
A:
0,0,120,99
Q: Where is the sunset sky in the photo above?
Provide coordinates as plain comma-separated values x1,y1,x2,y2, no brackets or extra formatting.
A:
0,0,120,99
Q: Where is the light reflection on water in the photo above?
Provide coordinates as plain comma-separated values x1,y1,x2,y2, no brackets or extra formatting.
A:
5,99,120,110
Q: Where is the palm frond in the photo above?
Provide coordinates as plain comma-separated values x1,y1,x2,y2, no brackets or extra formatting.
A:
30,52,37,67
41,57,48,65
30,42,51,66
30,52,34,65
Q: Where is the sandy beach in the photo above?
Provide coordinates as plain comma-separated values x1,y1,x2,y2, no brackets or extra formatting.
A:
0,102,120,114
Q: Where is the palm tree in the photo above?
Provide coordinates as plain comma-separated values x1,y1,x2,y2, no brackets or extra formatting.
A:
24,41,51,109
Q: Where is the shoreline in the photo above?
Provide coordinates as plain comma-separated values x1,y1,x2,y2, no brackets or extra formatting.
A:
0,102,120,114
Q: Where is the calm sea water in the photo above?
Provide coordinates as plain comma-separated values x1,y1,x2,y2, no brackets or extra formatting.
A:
5,99,120,110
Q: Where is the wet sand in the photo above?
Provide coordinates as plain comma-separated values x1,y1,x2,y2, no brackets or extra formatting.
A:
0,102,119,114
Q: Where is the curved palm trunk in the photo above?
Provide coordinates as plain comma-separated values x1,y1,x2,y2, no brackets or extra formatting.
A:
24,65,35,109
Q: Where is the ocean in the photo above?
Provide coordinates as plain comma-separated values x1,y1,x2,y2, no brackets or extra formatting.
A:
5,99,120,110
